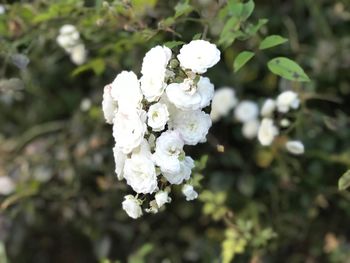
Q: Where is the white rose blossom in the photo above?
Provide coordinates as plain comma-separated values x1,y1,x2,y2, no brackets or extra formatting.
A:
234,100,259,123
276,91,300,113
170,110,212,145
111,71,143,112
102,84,117,124
210,87,237,122
258,118,279,146
286,140,305,155
166,77,214,111
153,130,184,175
113,111,146,154
122,195,143,219
113,146,127,180
177,40,221,74
182,184,198,201
163,156,194,185
140,46,172,102
155,191,172,208
70,43,87,65
147,102,169,132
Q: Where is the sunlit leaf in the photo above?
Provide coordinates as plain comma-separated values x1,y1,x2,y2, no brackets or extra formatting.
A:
163,41,185,49
259,35,288,50
174,0,193,19
267,57,310,82
339,170,350,191
233,51,254,72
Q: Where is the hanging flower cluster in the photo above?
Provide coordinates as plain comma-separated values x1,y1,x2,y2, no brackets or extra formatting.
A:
56,24,87,65
102,40,220,219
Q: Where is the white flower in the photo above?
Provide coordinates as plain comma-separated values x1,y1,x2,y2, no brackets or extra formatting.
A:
113,111,146,154
258,118,279,146
210,87,237,122
102,84,117,124
182,184,198,201
276,91,300,113
122,195,143,219
153,130,184,175
286,140,305,155
0,5,6,15
242,119,260,139
177,40,221,74
166,77,214,111
140,46,172,102
147,103,169,132
70,43,87,65
163,156,194,185
123,152,157,194
155,191,171,208
170,110,212,145
111,71,143,112
261,98,276,117
197,77,215,109
280,118,291,127
113,146,127,180
0,176,15,195
145,200,159,214
234,100,259,123
56,24,80,51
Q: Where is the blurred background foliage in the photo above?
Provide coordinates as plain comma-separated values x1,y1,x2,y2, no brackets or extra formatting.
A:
0,0,350,262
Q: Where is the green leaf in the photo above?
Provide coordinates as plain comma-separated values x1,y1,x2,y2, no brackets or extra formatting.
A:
339,170,350,191
267,57,310,82
241,0,255,21
174,0,193,19
259,35,288,50
233,51,255,72
163,41,185,49
71,58,105,76
193,33,202,40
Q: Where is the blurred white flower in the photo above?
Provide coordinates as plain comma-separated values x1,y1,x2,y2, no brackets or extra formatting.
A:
276,91,300,113
234,100,259,123
286,140,305,155
153,130,184,175
147,103,169,132
210,87,237,122
242,119,260,139
122,195,143,219
258,118,279,146
170,110,212,145
141,46,172,102
56,24,80,52
113,111,146,154
70,43,87,65
261,98,276,117
155,191,171,208
280,118,291,128
0,5,5,15
102,84,118,124
111,71,143,112
0,176,15,195
177,40,220,74
182,184,198,201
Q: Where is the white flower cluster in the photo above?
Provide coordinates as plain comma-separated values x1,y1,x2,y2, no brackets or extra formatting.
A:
102,40,220,219
258,91,304,155
56,24,87,65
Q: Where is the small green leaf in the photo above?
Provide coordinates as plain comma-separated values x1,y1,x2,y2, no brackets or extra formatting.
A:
267,57,310,82
259,35,288,50
174,0,193,19
339,170,350,191
233,51,255,72
241,0,255,21
193,33,202,40
71,58,105,76
163,41,185,49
